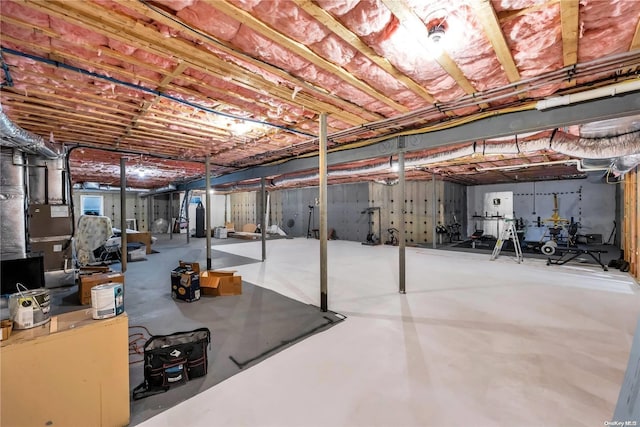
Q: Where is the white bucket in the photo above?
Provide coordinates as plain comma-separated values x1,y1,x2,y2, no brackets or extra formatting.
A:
9,287,51,330
91,282,124,320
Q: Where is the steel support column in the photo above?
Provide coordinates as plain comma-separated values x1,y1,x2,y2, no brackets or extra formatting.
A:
319,113,328,312
120,157,127,273
432,173,437,249
169,192,173,240
261,177,266,261
398,147,406,294
205,156,212,270
186,190,190,244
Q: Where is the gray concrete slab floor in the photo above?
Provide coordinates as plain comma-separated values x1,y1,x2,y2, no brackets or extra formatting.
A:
137,237,640,427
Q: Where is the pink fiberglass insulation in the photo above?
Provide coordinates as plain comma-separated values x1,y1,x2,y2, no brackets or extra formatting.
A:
176,1,241,42
578,0,640,62
153,0,197,12
345,54,429,109
0,21,50,50
132,49,176,71
232,26,310,72
491,0,548,13
2,1,50,27
502,3,562,78
91,0,150,23
108,39,137,56
431,4,511,91
310,33,358,67
337,0,393,38
314,0,360,16
369,23,467,102
248,0,330,45
49,16,109,48
232,26,395,115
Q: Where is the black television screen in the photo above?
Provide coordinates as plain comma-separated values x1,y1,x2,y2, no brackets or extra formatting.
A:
1,252,45,295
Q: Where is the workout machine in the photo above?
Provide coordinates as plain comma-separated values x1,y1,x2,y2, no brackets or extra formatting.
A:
546,248,609,271
385,228,399,246
539,193,570,256
361,207,381,246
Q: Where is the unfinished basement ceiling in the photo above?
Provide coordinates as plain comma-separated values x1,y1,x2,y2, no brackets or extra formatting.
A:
1,0,640,189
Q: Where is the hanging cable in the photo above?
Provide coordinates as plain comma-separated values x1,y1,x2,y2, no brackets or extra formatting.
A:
0,52,13,88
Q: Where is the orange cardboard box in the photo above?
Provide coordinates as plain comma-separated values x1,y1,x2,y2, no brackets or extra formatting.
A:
78,271,125,305
200,271,242,296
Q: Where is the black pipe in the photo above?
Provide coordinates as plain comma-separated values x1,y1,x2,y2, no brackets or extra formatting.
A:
61,170,67,205
44,164,49,205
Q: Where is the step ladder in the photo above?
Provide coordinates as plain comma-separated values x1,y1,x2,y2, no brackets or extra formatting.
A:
490,219,523,263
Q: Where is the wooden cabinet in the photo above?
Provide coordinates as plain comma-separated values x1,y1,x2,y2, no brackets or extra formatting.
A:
1,310,130,427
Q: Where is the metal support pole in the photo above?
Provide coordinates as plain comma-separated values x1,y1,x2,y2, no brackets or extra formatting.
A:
398,148,406,294
205,156,212,271
169,192,173,240
432,173,437,249
261,177,266,261
120,157,127,273
186,190,190,244
319,113,328,312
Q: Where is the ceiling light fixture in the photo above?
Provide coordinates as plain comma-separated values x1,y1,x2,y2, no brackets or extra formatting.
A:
427,24,446,44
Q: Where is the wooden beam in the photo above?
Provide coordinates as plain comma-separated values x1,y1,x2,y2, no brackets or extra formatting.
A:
117,0,383,124
293,0,437,105
471,0,521,84
560,0,579,67
380,0,489,109
631,16,640,51
19,0,377,126
117,61,189,144
204,0,408,113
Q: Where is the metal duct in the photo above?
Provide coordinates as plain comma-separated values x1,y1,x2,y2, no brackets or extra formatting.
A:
218,132,638,191
580,114,640,138
0,148,26,256
612,153,640,175
28,155,66,204
551,132,640,159
0,105,60,159
271,145,476,187
140,184,177,197
482,138,550,154
406,144,476,166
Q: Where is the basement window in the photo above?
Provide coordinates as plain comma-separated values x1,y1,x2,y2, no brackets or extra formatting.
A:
81,195,104,216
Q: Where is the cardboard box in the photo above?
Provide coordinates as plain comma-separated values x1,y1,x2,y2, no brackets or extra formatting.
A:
200,270,242,296
78,271,125,305
171,261,201,302
214,227,228,239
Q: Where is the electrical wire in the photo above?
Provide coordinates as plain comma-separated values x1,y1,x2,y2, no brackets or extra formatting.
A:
129,325,153,364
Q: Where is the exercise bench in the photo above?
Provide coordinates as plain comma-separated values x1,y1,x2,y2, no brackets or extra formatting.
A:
546,247,608,271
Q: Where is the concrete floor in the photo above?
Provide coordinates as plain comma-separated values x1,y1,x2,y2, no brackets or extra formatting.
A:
140,237,640,427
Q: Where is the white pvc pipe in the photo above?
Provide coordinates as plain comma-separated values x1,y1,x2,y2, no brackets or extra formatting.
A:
476,159,609,172
536,80,640,110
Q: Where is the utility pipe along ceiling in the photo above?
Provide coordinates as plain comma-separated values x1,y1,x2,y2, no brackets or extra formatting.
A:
1,0,640,190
